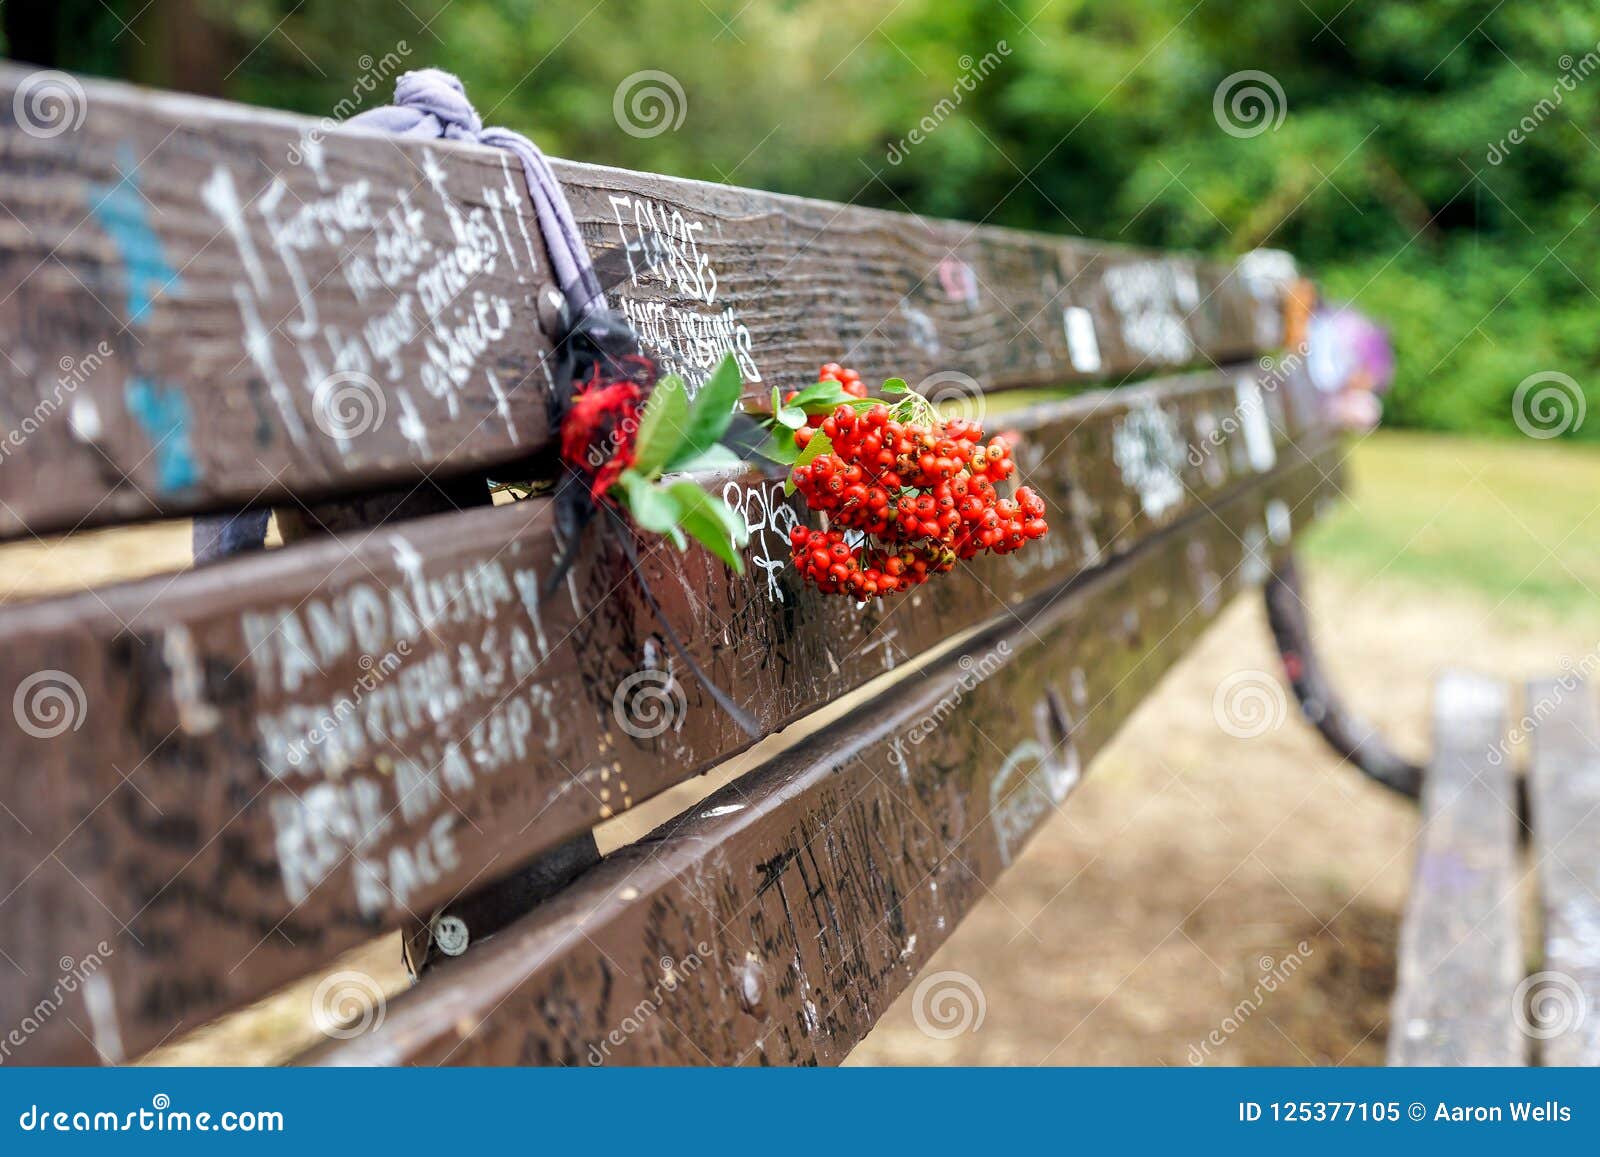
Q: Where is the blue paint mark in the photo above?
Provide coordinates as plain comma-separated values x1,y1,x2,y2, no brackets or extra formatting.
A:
124,377,200,493
90,146,180,327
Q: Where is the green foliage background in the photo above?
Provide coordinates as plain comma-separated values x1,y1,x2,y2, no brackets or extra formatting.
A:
9,0,1599,440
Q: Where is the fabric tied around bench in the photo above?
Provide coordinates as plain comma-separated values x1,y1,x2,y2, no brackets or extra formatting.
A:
348,68,606,319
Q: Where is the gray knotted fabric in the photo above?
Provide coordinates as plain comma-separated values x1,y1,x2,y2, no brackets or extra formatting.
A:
349,67,605,317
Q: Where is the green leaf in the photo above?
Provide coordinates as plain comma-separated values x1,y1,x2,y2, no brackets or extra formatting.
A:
775,406,808,430
680,517,745,573
671,444,745,475
669,481,748,545
668,481,748,574
616,469,683,534
633,375,691,478
756,430,801,466
881,377,909,394
665,354,744,472
785,431,833,495
786,380,853,414
795,430,833,468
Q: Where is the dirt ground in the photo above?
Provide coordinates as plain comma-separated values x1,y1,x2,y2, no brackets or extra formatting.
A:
850,567,1582,1066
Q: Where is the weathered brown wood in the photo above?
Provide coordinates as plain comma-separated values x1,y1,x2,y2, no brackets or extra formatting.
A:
1526,677,1600,1065
1388,671,1524,1066
270,457,521,978
0,64,1298,539
303,456,1327,1066
0,369,1331,1064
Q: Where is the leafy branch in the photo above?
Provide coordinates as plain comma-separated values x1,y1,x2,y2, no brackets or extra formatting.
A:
754,374,940,495
609,354,750,572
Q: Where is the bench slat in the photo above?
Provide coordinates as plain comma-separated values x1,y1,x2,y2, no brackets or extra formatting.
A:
1527,677,1600,1065
0,64,1296,538
0,366,1329,1063
304,461,1315,1065
1388,671,1524,1066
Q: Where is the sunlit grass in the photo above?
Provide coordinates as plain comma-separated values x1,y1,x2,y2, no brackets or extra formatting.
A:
1303,430,1600,628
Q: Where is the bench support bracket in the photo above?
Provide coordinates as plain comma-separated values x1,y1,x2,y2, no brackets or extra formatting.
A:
1264,553,1423,798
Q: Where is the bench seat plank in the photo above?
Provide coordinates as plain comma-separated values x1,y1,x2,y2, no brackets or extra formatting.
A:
304,462,1319,1065
0,368,1335,1063
1527,677,1600,1065
0,64,1295,538
1388,671,1523,1066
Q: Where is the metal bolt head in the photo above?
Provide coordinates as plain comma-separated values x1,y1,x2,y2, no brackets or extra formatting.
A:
68,397,104,444
736,951,768,1019
536,284,569,338
431,913,470,957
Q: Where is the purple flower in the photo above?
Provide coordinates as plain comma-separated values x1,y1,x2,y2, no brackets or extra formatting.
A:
1307,307,1396,396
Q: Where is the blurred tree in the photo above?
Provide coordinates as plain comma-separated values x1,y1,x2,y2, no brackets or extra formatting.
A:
5,0,1595,439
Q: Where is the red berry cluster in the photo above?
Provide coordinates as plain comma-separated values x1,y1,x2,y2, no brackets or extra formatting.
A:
784,367,1048,598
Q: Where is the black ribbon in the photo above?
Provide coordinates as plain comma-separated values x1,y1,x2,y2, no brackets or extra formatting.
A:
542,303,760,740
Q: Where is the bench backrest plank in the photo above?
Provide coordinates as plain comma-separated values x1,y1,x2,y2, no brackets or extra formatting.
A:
1526,677,1600,1066
1388,671,1524,1066
305,452,1335,1065
0,65,1291,538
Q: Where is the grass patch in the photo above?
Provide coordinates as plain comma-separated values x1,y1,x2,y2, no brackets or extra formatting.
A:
1302,431,1600,628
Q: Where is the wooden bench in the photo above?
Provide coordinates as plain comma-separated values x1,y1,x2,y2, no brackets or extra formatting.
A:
1389,672,1600,1066
0,65,1369,1065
